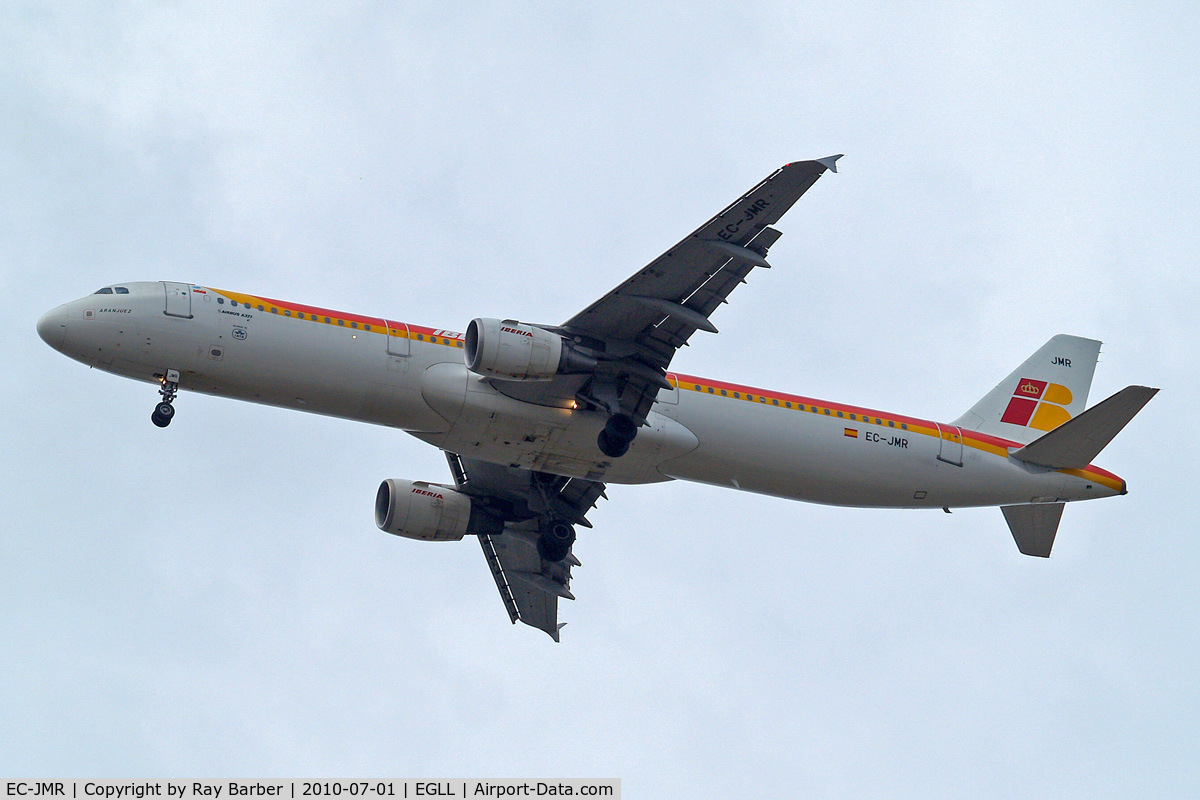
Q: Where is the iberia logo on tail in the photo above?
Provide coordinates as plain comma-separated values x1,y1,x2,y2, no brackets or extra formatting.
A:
1000,378,1074,431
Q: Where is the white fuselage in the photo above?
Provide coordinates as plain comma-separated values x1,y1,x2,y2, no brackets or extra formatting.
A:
37,281,1124,509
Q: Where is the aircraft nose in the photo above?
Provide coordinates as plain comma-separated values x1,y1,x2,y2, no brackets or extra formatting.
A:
37,306,69,350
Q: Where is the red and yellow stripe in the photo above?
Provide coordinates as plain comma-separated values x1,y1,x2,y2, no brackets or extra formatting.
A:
207,287,466,349
205,287,1122,492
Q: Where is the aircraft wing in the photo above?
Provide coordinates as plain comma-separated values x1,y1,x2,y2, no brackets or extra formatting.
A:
554,156,841,423
446,452,606,641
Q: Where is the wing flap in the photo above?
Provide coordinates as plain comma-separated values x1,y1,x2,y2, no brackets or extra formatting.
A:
479,531,521,624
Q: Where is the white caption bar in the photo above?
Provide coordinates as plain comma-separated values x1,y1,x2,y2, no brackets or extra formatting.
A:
3,783,619,800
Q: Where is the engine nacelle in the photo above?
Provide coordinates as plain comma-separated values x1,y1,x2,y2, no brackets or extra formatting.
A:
375,479,501,541
465,317,595,381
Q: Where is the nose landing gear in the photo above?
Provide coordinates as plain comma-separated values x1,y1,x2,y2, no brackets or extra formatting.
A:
151,369,180,428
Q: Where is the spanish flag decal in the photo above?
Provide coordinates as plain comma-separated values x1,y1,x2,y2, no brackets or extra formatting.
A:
844,428,858,438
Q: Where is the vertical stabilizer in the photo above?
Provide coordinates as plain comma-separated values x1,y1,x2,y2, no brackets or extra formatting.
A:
954,335,1101,446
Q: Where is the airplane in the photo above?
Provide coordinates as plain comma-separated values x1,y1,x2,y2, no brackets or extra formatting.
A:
37,156,1158,640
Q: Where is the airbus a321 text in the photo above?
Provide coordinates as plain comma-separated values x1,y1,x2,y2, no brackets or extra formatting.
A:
38,156,1157,639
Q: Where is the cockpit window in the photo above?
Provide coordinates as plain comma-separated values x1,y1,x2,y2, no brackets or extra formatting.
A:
114,287,129,294
94,287,113,294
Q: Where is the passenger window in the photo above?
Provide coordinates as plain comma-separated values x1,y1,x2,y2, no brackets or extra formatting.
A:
258,305,265,311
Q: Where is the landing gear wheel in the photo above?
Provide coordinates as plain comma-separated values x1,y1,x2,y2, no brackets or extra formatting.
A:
151,402,174,427
152,370,180,429
537,521,576,562
597,413,638,458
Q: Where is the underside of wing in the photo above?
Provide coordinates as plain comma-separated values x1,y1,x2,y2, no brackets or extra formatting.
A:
562,156,841,355
446,452,606,640
548,157,841,426
479,520,576,641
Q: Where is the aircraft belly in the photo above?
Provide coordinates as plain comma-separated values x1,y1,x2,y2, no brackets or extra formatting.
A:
422,363,697,482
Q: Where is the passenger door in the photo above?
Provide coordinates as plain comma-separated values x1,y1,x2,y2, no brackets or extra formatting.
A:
162,282,192,318
935,423,964,466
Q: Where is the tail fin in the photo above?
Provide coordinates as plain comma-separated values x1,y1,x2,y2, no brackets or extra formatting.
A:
954,334,1102,445
1002,503,1065,557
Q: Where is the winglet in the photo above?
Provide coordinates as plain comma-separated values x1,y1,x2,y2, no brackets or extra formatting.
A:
815,154,844,173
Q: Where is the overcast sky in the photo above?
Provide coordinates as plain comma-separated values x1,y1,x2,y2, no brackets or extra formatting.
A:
4,2,1198,795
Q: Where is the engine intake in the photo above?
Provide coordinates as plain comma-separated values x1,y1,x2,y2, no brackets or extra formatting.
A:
465,318,596,381
375,479,502,541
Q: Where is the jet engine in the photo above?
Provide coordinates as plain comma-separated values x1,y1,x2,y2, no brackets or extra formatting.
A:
375,479,502,541
465,318,596,381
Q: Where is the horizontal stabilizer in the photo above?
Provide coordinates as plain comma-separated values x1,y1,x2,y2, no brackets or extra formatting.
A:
1010,386,1158,469
1002,503,1065,557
